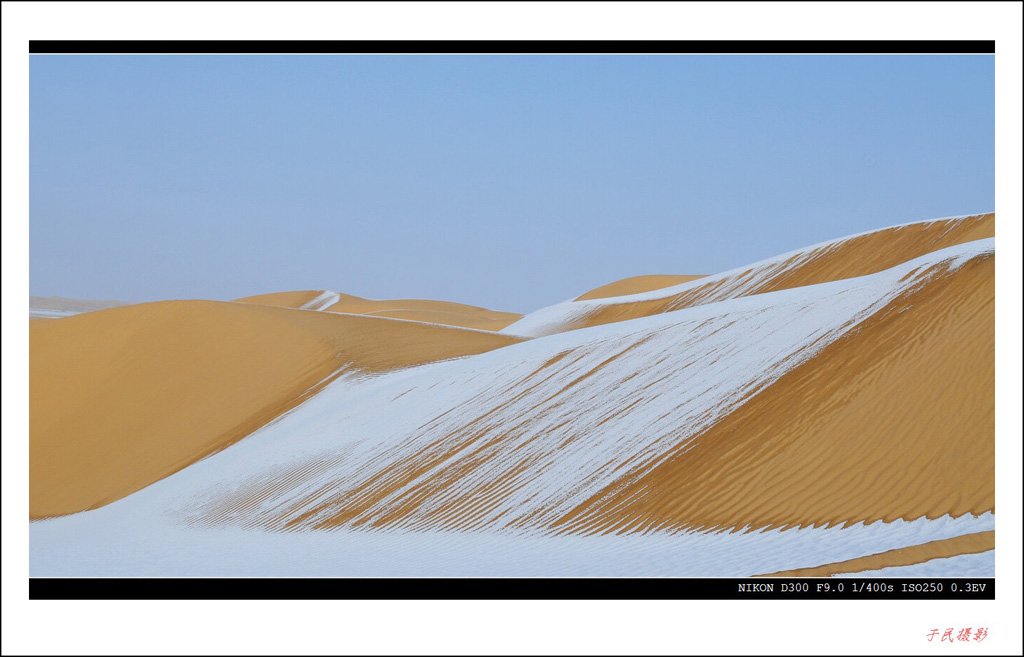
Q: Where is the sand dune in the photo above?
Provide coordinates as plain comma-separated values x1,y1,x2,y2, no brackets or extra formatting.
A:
233,289,328,310
555,251,993,534
575,274,705,301
29,214,995,578
325,297,522,331
153,240,991,539
504,213,994,337
236,289,522,331
30,300,521,518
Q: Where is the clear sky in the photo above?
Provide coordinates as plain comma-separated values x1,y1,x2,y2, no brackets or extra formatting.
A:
30,54,993,313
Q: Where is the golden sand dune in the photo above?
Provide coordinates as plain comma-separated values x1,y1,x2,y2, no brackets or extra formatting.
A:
757,531,994,577
512,213,994,336
236,290,522,331
554,252,994,534
326,297,522,331
30,300,522,518
356,308,515,331
575,274,706,301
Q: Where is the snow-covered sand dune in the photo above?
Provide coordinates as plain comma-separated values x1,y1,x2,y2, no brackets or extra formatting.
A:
29,216,996,577
502,213,993,337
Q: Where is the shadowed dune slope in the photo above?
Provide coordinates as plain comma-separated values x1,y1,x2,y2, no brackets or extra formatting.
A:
554,253,994,535
575,274,705,301
236,290,522,331
506,213,994,337
30,300,522,518
756,531,994,577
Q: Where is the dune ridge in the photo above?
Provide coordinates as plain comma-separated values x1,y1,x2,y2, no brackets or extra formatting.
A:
504,213,993,337
233,289,327,309
575,274,706,301
236,289,522,331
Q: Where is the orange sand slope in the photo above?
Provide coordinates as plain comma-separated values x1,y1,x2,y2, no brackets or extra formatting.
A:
30,300,522,518
506,213,994,337
555,252,994,535
575,274,706,301
236,290,522,331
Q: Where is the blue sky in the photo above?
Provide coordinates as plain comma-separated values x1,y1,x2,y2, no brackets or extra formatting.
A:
30,54,993,313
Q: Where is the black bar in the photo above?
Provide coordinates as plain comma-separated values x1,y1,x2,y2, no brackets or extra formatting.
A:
29,40,995,55
30,577,995,600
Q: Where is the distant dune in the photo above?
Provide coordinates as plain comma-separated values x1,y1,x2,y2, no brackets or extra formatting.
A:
575,274,705,301
29,296,126,319
232,290,327,310
236,290,522,331
30,213,996,577
29,300,522,518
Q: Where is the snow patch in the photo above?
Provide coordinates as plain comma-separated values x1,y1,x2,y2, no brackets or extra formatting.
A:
300,290,341,311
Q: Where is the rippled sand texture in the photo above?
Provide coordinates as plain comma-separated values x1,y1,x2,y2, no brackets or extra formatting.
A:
555,253,994,535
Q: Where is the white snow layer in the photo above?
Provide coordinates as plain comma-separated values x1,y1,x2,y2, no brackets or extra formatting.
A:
28,308,79,319
300,290,341,311
30,512,993,577
29,237,995,577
